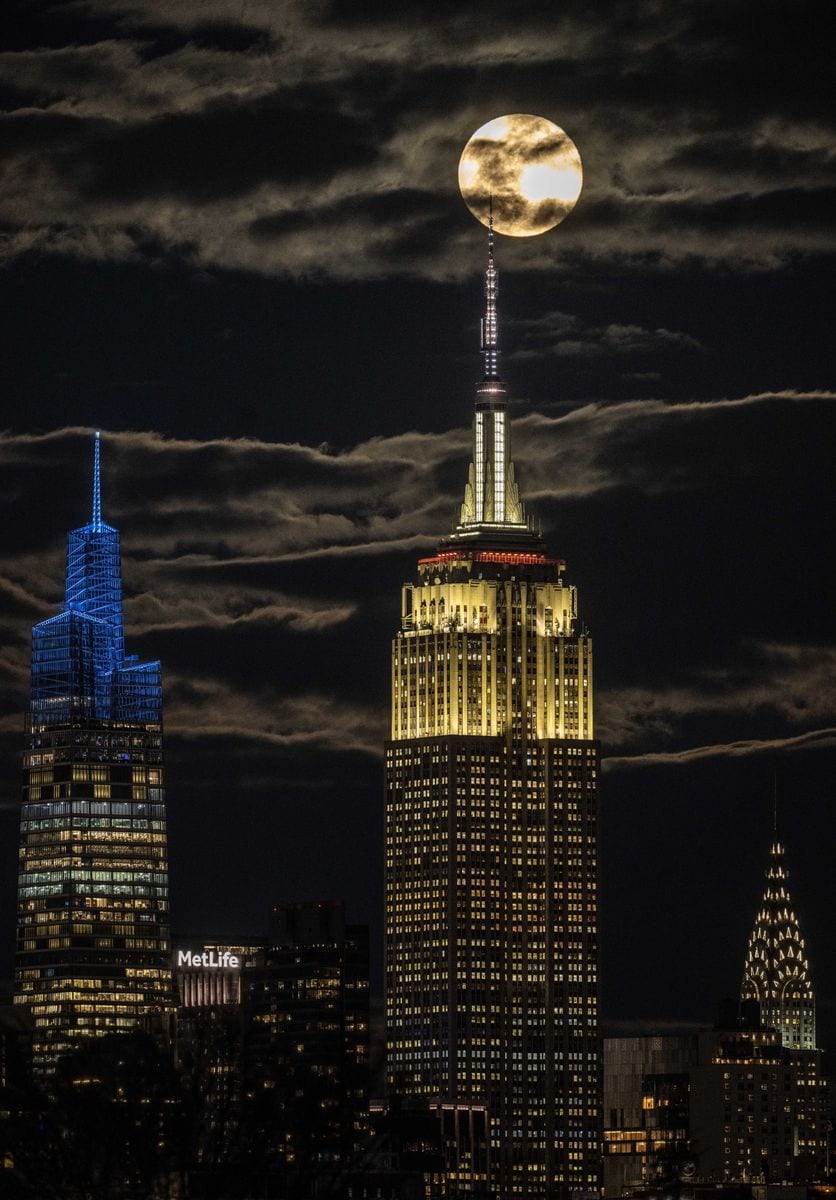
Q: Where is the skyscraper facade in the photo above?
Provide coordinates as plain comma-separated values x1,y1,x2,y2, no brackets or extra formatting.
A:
604,1017,830,1190
741,835,815,1050
385,229,599,1199
15,434,172,1074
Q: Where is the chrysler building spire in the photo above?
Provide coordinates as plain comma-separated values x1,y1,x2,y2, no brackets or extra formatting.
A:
455,230,533,539
741,834,816,1049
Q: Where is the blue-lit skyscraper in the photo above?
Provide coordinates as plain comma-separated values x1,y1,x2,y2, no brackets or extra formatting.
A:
15,435,172,1073
30,433,162,726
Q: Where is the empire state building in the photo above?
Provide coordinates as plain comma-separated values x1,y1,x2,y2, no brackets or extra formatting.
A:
385,229,600,1199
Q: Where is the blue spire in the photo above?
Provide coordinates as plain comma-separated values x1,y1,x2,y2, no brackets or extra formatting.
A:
29,435,162,727
92,431,102,531
65,434,122,640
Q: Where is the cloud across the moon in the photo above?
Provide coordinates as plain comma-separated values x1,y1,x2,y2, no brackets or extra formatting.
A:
459,114,583,237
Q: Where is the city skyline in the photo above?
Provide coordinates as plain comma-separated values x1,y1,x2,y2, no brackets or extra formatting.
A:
0,0,834,1071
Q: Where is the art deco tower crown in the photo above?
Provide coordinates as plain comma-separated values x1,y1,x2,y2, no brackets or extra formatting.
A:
741,833,815,1050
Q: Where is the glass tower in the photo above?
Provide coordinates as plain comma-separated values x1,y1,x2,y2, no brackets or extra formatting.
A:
385,228,600,1199
15,434,172,1075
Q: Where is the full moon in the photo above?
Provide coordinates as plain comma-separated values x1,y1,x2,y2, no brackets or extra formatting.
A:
458,114,583,237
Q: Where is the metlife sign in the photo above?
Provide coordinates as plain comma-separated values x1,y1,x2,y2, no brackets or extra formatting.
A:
176,949,241,969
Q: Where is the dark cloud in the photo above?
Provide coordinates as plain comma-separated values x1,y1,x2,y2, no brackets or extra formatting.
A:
604,727,836,772
598,643,836,755
66,91,384,203
0,109,92,155
668,137,836,186
323,0,557,21
683,0,833,120
135,22,274,62
647,187,836,237
249,187,447,241
2,0,127,53
511,310,702,360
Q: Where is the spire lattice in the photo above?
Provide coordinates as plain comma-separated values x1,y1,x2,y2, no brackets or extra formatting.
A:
92,431,102,531
481,214,499,380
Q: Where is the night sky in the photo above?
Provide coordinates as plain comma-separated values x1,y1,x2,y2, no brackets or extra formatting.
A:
1,1,834,1057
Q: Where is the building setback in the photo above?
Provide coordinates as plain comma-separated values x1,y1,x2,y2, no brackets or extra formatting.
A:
385,225,599,1200
14,434,172,1074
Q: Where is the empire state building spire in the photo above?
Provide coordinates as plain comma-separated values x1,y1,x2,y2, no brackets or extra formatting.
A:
481,212,499,380
741,834,816,1049
455,226,532,540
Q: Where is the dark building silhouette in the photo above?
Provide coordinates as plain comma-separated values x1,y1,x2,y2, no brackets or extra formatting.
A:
170,906,371,1196
243,902,370,1180
0,1005,33,1096
604,1015,830,1193
358,1097,490,1198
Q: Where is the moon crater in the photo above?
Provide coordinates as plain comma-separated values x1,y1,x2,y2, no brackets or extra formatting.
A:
458,114,582,237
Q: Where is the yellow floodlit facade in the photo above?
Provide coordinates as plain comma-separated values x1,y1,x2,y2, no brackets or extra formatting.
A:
393,564,592,742
385,227,600,1200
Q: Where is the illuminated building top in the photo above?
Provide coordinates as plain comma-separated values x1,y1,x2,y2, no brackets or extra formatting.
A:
453,218,536,545
30,432,161,727
741,835,815,1050
65,431,123,655
394,233,592,744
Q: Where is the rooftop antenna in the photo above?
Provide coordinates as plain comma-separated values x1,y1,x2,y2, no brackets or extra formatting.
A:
92,431,102,531
481,194,499,380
